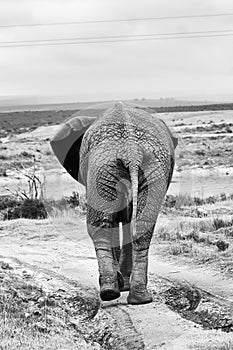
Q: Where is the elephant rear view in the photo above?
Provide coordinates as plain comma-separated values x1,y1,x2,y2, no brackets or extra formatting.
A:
51,101,178,305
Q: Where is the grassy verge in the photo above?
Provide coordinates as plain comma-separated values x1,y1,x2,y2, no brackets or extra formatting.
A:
0,262,116,350
0,193,86,221
156,194,233,274
189,336,233,350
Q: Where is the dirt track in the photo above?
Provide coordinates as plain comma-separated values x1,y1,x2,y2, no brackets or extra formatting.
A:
1,217,233,349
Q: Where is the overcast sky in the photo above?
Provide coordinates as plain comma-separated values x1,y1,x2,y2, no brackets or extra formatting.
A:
0,0,233,103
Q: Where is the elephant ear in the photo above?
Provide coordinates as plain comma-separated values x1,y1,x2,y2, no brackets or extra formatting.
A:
159,119,178,149
50,114,96,185
170,133,178,149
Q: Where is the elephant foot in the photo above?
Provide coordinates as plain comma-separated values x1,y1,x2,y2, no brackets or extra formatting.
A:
120,276,130,292
100,287,120,301
127,288,153,305
99,271,124,301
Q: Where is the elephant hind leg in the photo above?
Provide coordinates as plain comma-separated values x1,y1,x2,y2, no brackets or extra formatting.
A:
127,225,155,305
87,219,121,301
97,246,121,301
119,222,133,291
127,172,168,304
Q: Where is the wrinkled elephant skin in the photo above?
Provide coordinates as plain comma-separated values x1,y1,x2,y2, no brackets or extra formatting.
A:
51,102,177,304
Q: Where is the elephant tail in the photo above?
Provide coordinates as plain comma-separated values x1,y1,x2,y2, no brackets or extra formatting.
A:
129,166,139,240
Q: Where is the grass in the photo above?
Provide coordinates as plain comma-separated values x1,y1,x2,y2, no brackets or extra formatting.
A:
0,262,121,350
0,197,47,220
156,213,233,272
213,218,233,230
0,266,94,349
157,216,233,245
0,109,79,138
189,338,233,350
164,193,233,211
157,192,233,269
44,194,87,219
0,193,87,221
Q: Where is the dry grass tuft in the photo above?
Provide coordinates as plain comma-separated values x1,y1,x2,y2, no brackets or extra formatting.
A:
189,337,233,350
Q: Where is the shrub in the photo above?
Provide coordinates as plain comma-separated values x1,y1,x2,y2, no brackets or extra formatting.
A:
213,218,233,230
20,151,33,158
3,199,47,220
194,197,205,206
66,192,80,207
169,241,193,255
0,196,19,210
220,193,227,201
0,155,8,160
205,196,217,204
215,240,229,251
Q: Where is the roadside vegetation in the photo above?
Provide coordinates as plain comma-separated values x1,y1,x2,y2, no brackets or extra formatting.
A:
189,337,233,350
155,193,233,275
0,157,86,220
0,192,86,221
1,188,232,279
0,261,117,350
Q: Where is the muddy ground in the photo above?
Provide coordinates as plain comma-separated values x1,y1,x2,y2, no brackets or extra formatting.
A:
0,108,233,349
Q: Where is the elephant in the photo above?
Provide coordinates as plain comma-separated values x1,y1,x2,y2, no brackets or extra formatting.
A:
51,101,178,305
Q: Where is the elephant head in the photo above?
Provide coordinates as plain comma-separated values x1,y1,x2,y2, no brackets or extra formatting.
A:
51,102,178,304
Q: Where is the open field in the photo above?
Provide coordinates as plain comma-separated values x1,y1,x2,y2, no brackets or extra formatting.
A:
0,105,233,349
0,107,232,198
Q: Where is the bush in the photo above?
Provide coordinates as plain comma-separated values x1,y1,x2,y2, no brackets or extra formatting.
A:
169,241,193,256
193,197,205,206
213,218,233,230
0,196,19,210
3,199,47,220
20,151,33,158
164,194,205,209
66,192,80,207
215,240,229,251
205,196,217,204
220,193,227,201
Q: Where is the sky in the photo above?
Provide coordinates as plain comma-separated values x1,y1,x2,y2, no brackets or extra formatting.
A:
0,0,233,103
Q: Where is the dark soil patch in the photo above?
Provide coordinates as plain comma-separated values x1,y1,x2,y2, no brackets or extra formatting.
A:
150,276,233,333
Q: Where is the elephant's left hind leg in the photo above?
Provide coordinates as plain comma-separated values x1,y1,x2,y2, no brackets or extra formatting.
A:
87,221,121,301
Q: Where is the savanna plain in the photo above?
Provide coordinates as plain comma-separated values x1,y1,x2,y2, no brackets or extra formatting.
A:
0,103,233,350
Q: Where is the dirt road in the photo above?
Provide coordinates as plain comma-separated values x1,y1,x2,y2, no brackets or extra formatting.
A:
1,217,233,349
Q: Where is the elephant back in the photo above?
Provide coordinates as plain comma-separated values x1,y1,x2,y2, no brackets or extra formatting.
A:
50,102,178,186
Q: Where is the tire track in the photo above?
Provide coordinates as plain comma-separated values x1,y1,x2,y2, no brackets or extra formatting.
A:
104,305,145,349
